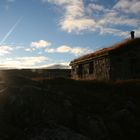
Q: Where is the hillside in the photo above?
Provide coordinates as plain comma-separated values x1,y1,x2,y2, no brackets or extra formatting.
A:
0,70,140,140
44,64,71,69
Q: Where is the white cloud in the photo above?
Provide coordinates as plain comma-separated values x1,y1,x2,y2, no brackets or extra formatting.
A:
71,47,89,55
47,0,140,37
31,40,51,48
56,45,71,53
45,45,90,55
98,11,139,27
25,48,36,52
99,27,129,37
60,17,96,33
0,45,13,56
0,56,48,68
47,0,77,5
87,3,111,13
16,56,48,66
0,56,72,69
25,40,52,52
114,0,140,14
48,0,96,33
45,48,55,53
25,48,32,52
135,28,140,36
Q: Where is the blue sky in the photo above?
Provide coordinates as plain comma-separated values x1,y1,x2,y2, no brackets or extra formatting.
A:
0,0,140,68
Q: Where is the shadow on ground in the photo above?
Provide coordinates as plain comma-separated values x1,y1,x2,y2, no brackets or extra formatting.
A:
0,71,140,140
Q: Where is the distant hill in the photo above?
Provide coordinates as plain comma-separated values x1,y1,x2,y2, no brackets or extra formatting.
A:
0,64,71,70
0,66,15,70
45,64,71,69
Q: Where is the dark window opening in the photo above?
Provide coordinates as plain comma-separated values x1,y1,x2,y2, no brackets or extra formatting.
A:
130,58,139,77
89,61,93,74
78,64,83,78
117,57,122,62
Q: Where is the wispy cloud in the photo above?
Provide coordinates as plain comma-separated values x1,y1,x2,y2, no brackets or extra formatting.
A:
0,56,71,69
47,0,140,37
60,18,96,33
0,45,13,56
16,56,48,66
87,3,111,13
31,40,51,48
135,28,140,36
114,0,140,14
25,40,52,52
47,0,96,33
0,56,48,68
25,48,34,52
27,40,89,56
45,45,91,56
0,17,22,45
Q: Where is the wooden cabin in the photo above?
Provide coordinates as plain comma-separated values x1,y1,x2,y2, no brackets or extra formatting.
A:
70,37,140,81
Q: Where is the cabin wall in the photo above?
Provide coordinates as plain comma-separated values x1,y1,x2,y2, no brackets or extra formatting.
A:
71,39,140,81
71,56,111,80
93,57,110,80
71,65,80,80
110,46,140,80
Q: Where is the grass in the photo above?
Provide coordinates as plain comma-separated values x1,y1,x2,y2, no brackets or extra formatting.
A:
0,72,140,139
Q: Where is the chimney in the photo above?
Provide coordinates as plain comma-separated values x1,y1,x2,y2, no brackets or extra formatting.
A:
130,31,135,39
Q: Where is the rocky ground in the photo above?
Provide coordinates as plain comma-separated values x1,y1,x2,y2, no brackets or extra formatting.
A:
0,70,140,140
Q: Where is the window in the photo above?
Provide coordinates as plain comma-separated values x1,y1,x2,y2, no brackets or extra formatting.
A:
78,64,83,77
130,58,139,77
89,61,93,74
